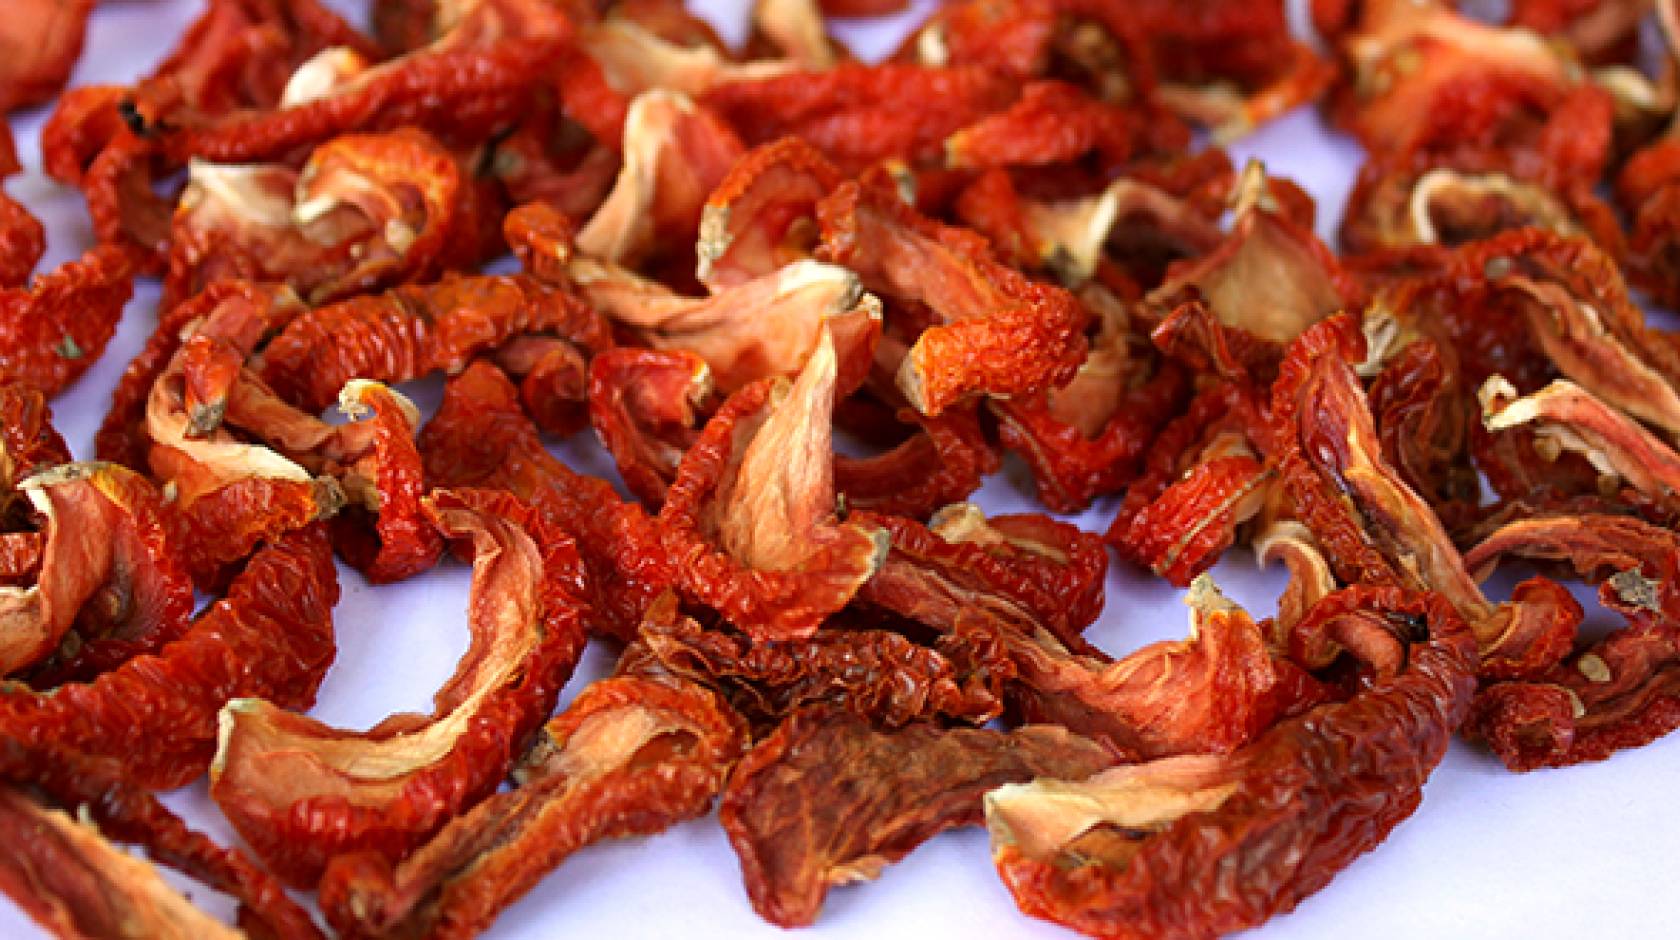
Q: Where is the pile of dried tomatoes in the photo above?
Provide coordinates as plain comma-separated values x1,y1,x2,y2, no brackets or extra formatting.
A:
1,0,1678,937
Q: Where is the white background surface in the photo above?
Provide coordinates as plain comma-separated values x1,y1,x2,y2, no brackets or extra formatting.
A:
4,1,1678,937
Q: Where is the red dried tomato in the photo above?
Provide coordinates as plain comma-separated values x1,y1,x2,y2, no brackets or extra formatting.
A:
617,590,1008,728
721,705,1113,927
0,524,338,790
834,401,1000,519
318,676,747,940
985,588,1477,940
212,489,589,887
657,329,886,641
2,463,193,688
0,0,96,113
816,173,1089,415
257,272,609,414
859,503,1108,649
588,347,712,507
421,360,673,642
0,244,137,397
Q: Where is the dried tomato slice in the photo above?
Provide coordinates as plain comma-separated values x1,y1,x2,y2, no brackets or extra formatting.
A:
696,136,842,290
985,589,1477,940
317,676,746,939
985,578,1328,761
1465,514,1680,770
834,401,1000,519
0,463,192,687
587,347,712,507
859,503,1107,649
721,705,1113,927
422,360,673,642
257,272,609,414
0,244,137,397
658,328,886,641
0,524,338,789
618,590,1007,728
816,174,1088,415
575,90,744,267
211,489,588,886
0,0,96,113
324,380,445,583
163,127,482,308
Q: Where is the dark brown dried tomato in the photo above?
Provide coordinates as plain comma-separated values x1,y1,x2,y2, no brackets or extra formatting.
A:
211,489,588,887
986,588,1477,940
318,676,746,940
721,705,1114,927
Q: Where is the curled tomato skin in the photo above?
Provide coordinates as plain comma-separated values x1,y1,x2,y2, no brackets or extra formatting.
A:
1112,454,1272,588
834,403,1000,520
986,589,1478,940
318,676,747,940
257,272,610,413
0,524,338,790
328,381,445,584
587,347,711,508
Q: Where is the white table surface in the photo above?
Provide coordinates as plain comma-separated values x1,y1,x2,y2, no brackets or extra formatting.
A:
3,1,1677,937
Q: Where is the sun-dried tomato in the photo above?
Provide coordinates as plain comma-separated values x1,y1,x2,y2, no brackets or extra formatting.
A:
816,173,1089,415
722,705,1112,927
834,401,1000,519
212,489,588,887
985,587,1477,940
1480,376,1680,517
129,0,572,165
163,127,486,308
1457,229,1680,438
323,380,445,583
575,90,744,268
1616,138,1680,309
859,503,1107,649
1328,0,1583,157
0,524,337,789
986,577,1328,761
702,63,1016,173
658,328,886,641
0,244,137,397
422,360,673,642
618,591,1007,728
0,0,96,113
573,256,880,394
318,675,746,940
696,136,843,290
1465,514,1680,770
1107,380,1270,583
0,463,193,688
257,271,609,413
0,162,43,293
1143,162,1356,345
945,80,1185,171
0,384,69,502
752,0,841,69
1271,315,1581,678
588,347,712,507
1367,335,1478,522
0,737,325,939
895,0,1056,79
